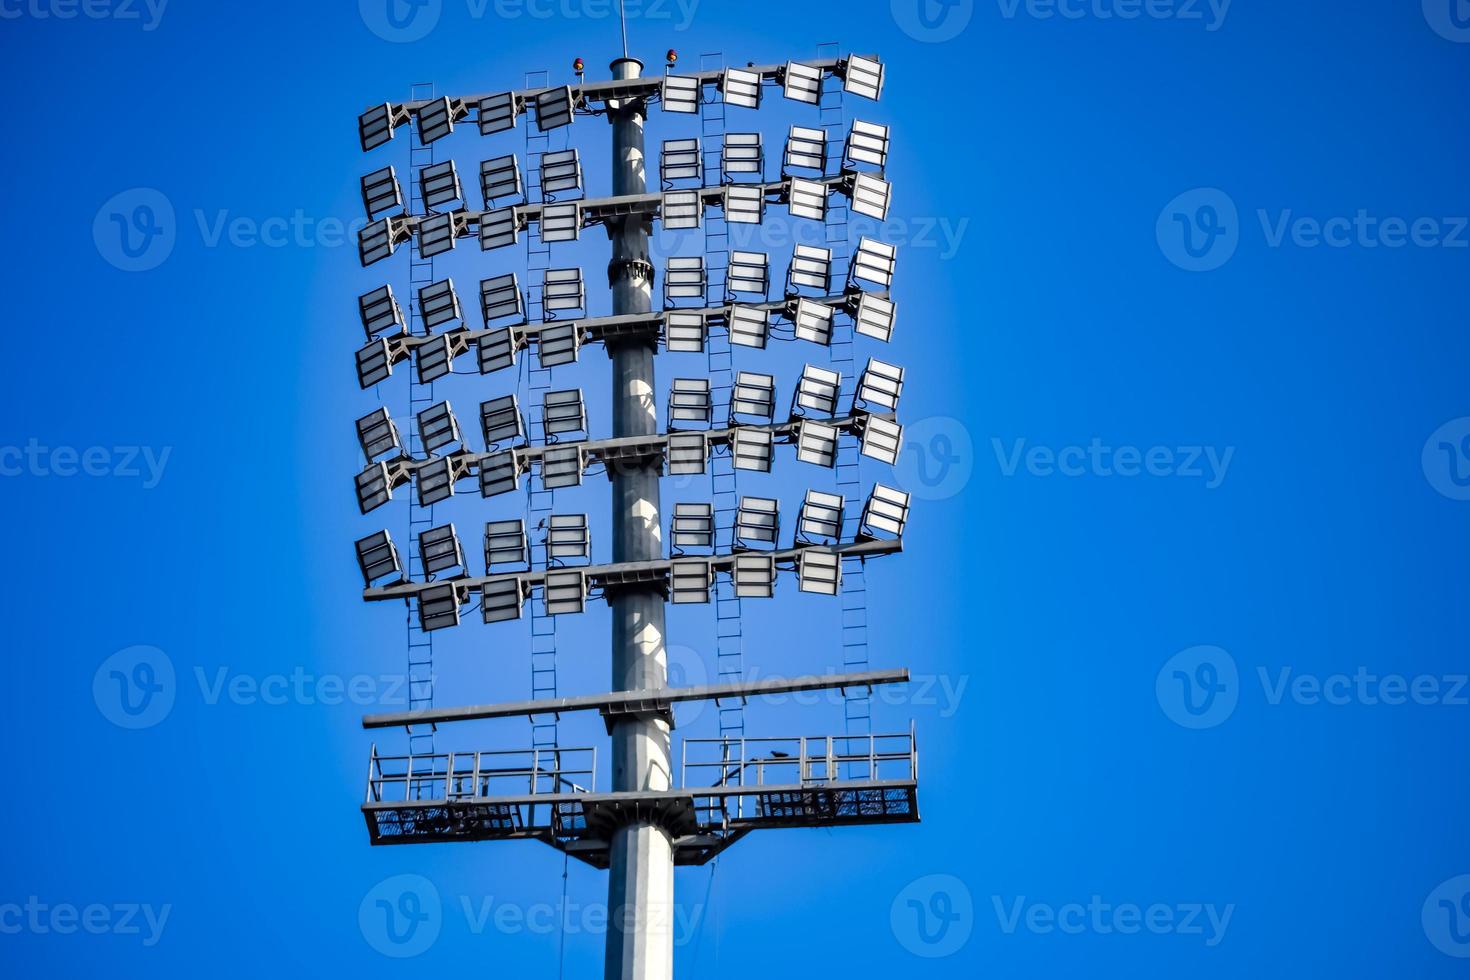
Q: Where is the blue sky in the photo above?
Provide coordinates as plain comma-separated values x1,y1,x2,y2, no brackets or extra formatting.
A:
3,0,1470,976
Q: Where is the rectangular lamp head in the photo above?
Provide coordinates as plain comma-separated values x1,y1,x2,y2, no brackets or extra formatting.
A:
538,323,581,368
419,523,465,577
793,297,835,346
534,86,575,131
480,394,524,447
794,364,842,417
359,216,411,267
540,203,581,242
672,502,715,551
670,559,713,604
732,427,775,473
783,61,823,104
736,496,780,548
799,490,845,542
850,173,892,221
664,310,706,352
359,103,408,152
356,407,402,461
661,138,701,183
543,268,585,314
860,416,904,466
417,401,462,454
420,160,463,209
723,133,763,178
478,92,517,135
416,97,466,145
417,334,455,384
725,185,764,225
843,56,886,101
667,432,708,475
419,278,462,330
543,570,586,616
788,178,827,223
480,325,520,374
359,284,405,340
851,237,898,287
542,388,587,439
857,358,905,411
728,305,770,349
356,461,393,514
798,550,843,596
480,155,523,205
727,251,769,296
418,582,462,632
860,484,911,538
669,377,713,424
733,554,776,598
416,456,457,506
732,371,777,422
362,166,403,218
546,514,590,562
480,207,520,251
846,119,891,170
416,212,462,259
854,292,896,343
541,445,585,489
484,519,529,570
662,190,702,230
540,149,583,196
796,421,839,468
481,273,524,324
665,256,706,302
722,67,762,108
479,449,522,498
661,75,700,113
785,126,827,173
355,530,401,587
357,339,393,389
482,578,525,623
789,244,833,293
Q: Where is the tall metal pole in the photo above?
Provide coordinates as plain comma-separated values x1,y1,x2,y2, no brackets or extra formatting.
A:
604,56,675,980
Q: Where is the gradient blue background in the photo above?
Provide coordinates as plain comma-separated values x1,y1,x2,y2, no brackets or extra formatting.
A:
3,0,1469,975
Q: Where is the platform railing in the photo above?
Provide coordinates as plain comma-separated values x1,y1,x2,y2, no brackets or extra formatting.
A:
365,744,597,805
680,725,917,789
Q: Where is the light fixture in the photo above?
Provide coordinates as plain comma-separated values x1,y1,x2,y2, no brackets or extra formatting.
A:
358,216,411,267
538,323,581,368
732,427,774,472
788,178,827,222
480,155,523,204
417,211,465,258
485,519,530,570
798,490,845,543
662,190,702,230
359,284,404,340
361,166,403,218
481,273,525,324
798,550,842,596
793,297,835,345
356,339,393,388
850,237,897,287
727,305,770,348
540,203,581,242
541,149,583,197
420,160,463,209
664,310,706,352
722,67,762,109
417,457,457,506
356,461,394,513
358,103,409,152
792,364,841,417
665,256,706,304
725,185,764,225
853,292,896,342
543,268,585,315
418,582,462,632
788,244,833,293
731,371,776,422
859,484,910,539
666,432,708,475
795,420,839,468
735,496,780,549
543,570,586,616
856,358,905,411
480,207,520,251
784,126,827,173
542,388,587,440
849,173,892,221
845,120,890,170
670,559,713,604
860,416,904,465
482,578,526,624
661,138,701,183
356,407,402,461
417,97,468,145
727,251,769,296
672,502,715,551
669,378,713,424
479,449,522,497
541,445,585,489
419,278,462,330
417,401,462,454
733,554,776,598
417,334,456,383
661,74,700,113
478,92,517,135
783,61,823,104
534,86,575,131
723,133,763,178
419,524,466,577
355,530,401,587
546,514,590,563
480,394,525,447
843,55,885,101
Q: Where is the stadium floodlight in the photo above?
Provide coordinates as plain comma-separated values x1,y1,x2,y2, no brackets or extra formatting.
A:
419,278,462,330
733,554,776,598
660,138,701,183
541,445,585,489
851,237,897,287
857,358,905,411
417,334,456,384
664,310,706,352
728,305,770,349
722,67,762,109
418,582,462,632
359,216,411,266
479,449,522,497
480,155,523,204
859,484,910,539
543,389,587,439
480,207,521,251
419,524,466,577
667,432,708,475
853,292,896,343
661,74,700,113
361,166,403,218
672,502,715,551
539,323,581,368
355,530,401,587
788,178,827,223
662,190,702,230
665,256,706,303
792,364,842,417
357,407,402,461
843,55,886,101
784,126,827,173
356,462,393,513
421,160,463,209
481,273,525,324
485,519,530,570
793,297,835,346
541,149,583,196
417,212,463,258
480,394,525,447
798,490,845,543
418,458,460,507
723,133,763,178
670,559,713,604
417,97,468,145
798,550,842,596
543,268,585,315
732,426,775,472
845,120,891,171
849,173,892,221
534,86,575,131
725,185,764,225
358,103,409,152
860,415,904,465
357,339,393,388
417,401,462,454
669,378,713,424
735,496,780,549
543,570,586,616
359,284,405,340
541,203,582,243
478,92,517,135
482,578,526,624
731,371,777,422
789,244,832,293
546,514,590,563
728,251,770,296
796,420,839,468
783,61,823,104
